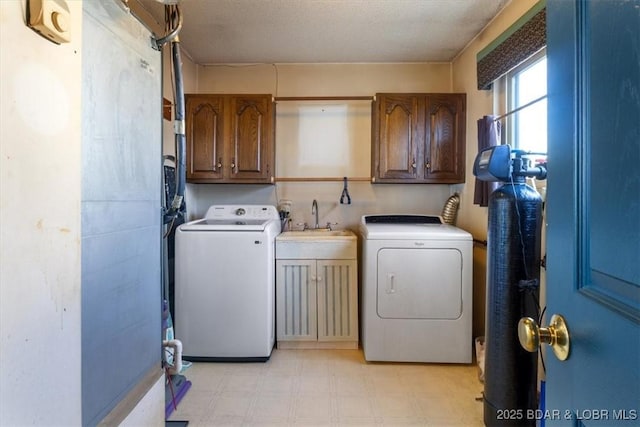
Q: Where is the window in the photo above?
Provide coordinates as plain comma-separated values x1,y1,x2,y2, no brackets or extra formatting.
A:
506,49,547,157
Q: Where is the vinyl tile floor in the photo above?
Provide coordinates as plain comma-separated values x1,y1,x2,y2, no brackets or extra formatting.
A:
167,348,484,426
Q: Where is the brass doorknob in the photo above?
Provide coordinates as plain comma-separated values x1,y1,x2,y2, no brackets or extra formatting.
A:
518,314,571,361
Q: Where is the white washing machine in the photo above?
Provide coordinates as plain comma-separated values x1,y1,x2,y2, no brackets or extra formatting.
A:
175,205,281,361
359,214,472,363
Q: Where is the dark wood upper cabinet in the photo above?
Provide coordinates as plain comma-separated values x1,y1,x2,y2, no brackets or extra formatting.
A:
372,93,466,184
424,94,466,183
373,94,421,180
186,95,224,181
229,95,273,181
185,94,274,184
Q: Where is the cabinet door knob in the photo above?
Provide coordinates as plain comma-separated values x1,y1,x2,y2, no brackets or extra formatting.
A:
217,157,222,169
425,160,431,170
230,157,237,172
411,158,416,170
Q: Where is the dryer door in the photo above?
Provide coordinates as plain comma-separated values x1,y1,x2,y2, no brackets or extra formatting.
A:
377,248,462,319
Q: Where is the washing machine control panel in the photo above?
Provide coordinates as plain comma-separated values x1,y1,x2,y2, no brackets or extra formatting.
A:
204,205,280,221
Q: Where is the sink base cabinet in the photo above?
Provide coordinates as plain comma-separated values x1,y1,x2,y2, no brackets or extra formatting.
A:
276,259,358,349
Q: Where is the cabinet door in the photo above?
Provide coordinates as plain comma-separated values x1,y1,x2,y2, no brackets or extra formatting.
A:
316,260,358,342
276,260,317,341
373,94,421,182
185,95,224,181
424,94,466,183
228,95,274,183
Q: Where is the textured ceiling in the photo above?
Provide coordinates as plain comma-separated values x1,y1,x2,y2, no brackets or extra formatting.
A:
138,0,511,64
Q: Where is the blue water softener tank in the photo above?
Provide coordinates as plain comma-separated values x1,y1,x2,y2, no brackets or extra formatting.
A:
473,145,546,427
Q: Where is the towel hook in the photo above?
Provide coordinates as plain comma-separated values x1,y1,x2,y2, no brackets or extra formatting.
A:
340,177,351,204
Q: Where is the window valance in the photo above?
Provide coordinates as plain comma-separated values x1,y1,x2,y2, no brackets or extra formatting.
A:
477,1,546,90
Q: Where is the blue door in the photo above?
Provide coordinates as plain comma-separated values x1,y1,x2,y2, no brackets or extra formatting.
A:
545,1,639,425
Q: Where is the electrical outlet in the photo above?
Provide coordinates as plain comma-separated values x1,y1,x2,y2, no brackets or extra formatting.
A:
278,199,292,216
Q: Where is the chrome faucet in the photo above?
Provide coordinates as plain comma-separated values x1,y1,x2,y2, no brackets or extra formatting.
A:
311,199,319,229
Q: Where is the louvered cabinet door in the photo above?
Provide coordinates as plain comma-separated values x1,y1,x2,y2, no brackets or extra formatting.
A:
316,260,358,343
276,260,317,342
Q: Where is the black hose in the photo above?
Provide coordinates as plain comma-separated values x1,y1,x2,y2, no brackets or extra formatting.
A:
163,38,185,224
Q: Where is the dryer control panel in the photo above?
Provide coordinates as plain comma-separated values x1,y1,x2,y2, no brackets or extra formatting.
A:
363,215,442,225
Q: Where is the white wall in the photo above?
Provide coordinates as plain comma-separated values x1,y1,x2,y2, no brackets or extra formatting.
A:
185,63,456,231
119,377,165,427
0,1,82,424
1,2,165,424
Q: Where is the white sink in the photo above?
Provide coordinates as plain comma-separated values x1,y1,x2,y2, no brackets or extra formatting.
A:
277,229,356,240
276,229,357,259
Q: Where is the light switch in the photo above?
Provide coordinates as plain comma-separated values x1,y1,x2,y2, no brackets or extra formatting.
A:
28,0,71,44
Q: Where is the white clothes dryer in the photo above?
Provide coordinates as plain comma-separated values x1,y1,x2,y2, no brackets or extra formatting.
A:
359,215,472,363
175,205,281,361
